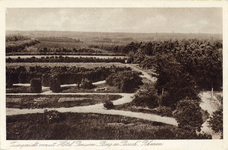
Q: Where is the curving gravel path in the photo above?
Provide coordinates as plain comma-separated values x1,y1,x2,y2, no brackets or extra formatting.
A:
6,66,178,126
6,93,177,126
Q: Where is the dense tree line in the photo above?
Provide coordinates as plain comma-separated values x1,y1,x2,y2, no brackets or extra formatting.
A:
6,35,30,42
128,38,222,136
6,65,131,86
6,40,40,53
126,39,222,106
6,56,126,63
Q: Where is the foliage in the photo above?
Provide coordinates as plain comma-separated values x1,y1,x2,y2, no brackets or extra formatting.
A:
103,100,114,109
133,83,159,108
106,70,143,93
44,109,60,124
7,112,212,140
208,95,223,138
124,39,222,93
18,72,27,83
157,106,172,117
154,53,200,108
6,40,40,53
6,79,13,88
42,73,51,87
30,78,42,93
174,99,203,132
81,78,93,89
208,109,223,135
6,56,126,63
6,35,30,42
50,77,60,93
6,65,131,86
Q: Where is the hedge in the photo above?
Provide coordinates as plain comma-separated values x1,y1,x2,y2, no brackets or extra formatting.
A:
30,78,42,93
50,77,60,93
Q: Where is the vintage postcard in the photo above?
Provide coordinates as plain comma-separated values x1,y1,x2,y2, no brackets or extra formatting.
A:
0,0,227,150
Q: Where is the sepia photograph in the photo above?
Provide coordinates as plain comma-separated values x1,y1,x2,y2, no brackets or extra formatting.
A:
1,0,227,150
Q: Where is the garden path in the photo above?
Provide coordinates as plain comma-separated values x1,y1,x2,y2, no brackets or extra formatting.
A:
6,93,178,126
7,67,177,126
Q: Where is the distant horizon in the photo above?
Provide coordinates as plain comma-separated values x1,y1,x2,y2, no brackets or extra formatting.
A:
6,29,222,35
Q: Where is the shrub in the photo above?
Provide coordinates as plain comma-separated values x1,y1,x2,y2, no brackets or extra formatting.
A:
157,106,172,117
30,78,42,93
81,78,93,89
44,109,60,124
154,127,212,139
106,71,143,93
133,83,159,108
208,108,223,138
18,72,27,83
42,73,51,87
103,100,114,109
6,79,13,88
174,128,212,139
50,77,60,93
174,99,203,132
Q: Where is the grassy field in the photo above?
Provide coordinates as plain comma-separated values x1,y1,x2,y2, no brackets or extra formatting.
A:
7,112,200,140
6,62,127,69
6,95,122,109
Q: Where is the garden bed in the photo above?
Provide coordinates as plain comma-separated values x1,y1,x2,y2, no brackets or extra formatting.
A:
61,83,122,93
6,112,203,140
6,86,31,93
6,95,122,109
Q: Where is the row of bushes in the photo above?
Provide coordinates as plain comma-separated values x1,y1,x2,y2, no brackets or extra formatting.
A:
6,56,126,63
6,52,125,56
7,65,130,78
7,71,110,86
6,66,131,85
13,76,93,93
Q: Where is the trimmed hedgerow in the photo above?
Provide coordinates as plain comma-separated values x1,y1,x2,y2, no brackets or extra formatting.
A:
81,78,93,89
50,77,60,93
30,78,42,93
42,73,51,87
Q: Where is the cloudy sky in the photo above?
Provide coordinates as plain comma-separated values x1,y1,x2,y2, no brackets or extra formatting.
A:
6,8,222,34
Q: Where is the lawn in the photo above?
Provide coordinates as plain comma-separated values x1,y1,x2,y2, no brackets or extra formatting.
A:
6,95,122,109
7,112,199,140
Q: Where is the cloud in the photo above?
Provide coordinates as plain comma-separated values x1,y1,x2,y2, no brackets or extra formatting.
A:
6,8,222,34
